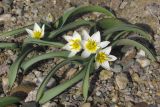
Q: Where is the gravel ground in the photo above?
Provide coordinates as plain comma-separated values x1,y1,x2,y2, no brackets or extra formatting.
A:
0,0,160,107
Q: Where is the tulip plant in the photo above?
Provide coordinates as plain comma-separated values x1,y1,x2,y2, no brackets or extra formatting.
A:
0,5,157,106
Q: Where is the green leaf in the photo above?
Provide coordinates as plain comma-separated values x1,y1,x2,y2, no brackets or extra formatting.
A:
97,18,153,42
0,96,20,107
48,19,95,39
97,18,125,30
55,5,115,28
0,43,18,49
36,57,84,102
111,39,156,61
0,24,33,37
21,51,69,72
113,31,128,40
24,38,64,48
38,66,87,104
103,25,152,41
82,57,94,101
8,46,33,87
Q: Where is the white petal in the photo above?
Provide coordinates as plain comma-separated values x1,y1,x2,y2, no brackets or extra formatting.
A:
91,31,100,42
108,55,117,61
73,31,81,40
34,23,41,31
102,46,112,55
99,41,110,48
95,62,100,69
81,50,91,58
81,40,86,48
101,61,110,70
68,51,77,57
62,44,70,51
41,24,45,38
26,29,33,37
63,36,72,42
82,30,90,40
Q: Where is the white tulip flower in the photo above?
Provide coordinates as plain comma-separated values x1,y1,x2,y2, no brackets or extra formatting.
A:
46,13,53,23
26,23,45,39
81,30,110,58
62,31,82,57
95,46,117,70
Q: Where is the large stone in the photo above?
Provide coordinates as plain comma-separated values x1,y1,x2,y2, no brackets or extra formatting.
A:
112,64,122,73
10,83,36,100
81,103,91,107
99,70,113,80
131,72,142,83
115,73,128,90
25,88,38,102
133,102,148,107
136,58,150,68
2,76,9,94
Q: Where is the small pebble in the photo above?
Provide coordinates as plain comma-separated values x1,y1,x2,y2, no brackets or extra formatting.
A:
111,94,118,102
96,91,101,96
0,7,4,15
33,70,42,77
112,64,122,73
21,101,38,107
42,102,57,107
46,78,56,88
2,0,13,5
0,63,9,76
136,50,146,58
2,76,9,94
131,72,142,83
125,101,134,107
35,77,44,86
136,58,150,68
0,14,11,22
66,68,77,79
119,1,128,9
133,102,148,107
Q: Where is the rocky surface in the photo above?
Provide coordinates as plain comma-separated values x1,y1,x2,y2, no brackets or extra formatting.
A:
0,0,160,107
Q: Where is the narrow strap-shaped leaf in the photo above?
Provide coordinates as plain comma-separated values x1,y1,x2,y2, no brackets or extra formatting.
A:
97,18,125,30
97,18,153,42
103,25,152,42
0,96,20,107
0,24,34,37
38,66,88,104
24,38,64,48
21,51,69,72
8,46,33,87
48,19,95,39
113,31,128,40
0,43,18,49
82,57,94,101
36,57,84,102
111,39,156,61
55,5,115,28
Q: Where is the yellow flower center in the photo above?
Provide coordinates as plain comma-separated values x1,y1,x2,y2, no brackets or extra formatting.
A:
33,31,42,39
96,52,109,64
85,39,99,53
70,39,81,51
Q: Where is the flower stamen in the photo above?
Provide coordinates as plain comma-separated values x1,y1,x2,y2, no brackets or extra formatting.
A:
33,31,42,39
69,39,81,51
85,39,99,53
96,52,110,64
